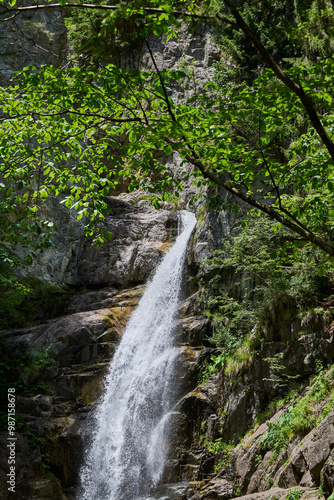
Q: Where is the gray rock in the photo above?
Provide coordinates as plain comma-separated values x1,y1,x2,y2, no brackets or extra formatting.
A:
176,316,210,346
17,200,178,288
320,449,334,495
0,1,67,85
189,478,234,499
227,487,324,500
0,431,65,500
275,410,334,487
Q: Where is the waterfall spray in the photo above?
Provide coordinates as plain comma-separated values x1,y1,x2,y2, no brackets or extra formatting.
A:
79,210,196,500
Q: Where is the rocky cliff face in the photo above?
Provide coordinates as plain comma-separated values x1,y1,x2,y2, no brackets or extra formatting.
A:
150,209,334,500
3,203,334,500
18,197,178,288
0,1,67,85
0,203,178,500
1,9,334,500
190,193,334,485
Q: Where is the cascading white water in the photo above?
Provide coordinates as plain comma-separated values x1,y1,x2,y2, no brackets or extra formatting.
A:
79,210,196,500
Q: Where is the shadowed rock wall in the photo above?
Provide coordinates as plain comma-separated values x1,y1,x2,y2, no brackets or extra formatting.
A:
0,0,67,85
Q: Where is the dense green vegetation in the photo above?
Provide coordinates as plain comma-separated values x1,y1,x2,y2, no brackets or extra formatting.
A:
0,0,333,247
0,0,333,326
256,363,334,463
198,215,333,381
64,0,145,61
0,340,57,399
216,0,334,82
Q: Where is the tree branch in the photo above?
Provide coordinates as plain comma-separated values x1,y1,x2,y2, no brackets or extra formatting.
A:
4,118,109,168
2,0,332,165
222,0,334,163
103,65,149,126
144,39,177,123
0,3,234,24
0,110,142,123
257,106,283,210
180,148,334,256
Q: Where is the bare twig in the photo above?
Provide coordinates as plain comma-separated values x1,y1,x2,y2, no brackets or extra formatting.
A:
0,3,234,24
144,39,177,123
0,109,142,123
257,105,283,209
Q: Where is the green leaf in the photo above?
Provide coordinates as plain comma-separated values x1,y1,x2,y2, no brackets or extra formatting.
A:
164,144,173,155
129,130,137,144
140,27,149,38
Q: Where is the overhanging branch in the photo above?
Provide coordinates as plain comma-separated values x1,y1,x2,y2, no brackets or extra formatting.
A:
183,151,334,256
0,2,235,24
222,0,334,163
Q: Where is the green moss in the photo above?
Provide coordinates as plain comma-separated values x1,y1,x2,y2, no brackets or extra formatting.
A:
21,21,55,41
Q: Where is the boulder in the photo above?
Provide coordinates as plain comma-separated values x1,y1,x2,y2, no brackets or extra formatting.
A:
189,478,234,499
320,449,334,495
176,316,210,347
227,487,324,500
19,202,178,288
275,410,334,488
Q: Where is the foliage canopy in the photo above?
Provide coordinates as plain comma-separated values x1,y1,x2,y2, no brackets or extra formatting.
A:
0,0,333,262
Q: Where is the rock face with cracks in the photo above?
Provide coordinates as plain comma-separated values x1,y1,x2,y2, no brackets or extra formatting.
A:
0,202,178,499
2,8,334,500
0,1,67,85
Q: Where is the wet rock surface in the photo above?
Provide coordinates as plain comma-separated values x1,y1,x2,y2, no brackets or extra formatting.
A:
0,203,178,499
17,199,178,288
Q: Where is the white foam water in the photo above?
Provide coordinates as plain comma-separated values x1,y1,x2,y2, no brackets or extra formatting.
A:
79,210,196,500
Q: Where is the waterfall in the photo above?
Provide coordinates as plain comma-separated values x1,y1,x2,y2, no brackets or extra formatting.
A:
79,210,196,500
